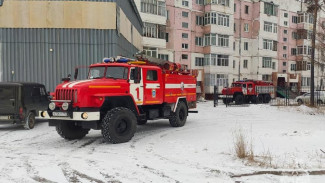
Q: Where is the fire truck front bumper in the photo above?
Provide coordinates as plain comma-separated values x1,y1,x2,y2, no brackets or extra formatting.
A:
39,111,100,121
218,95,233,99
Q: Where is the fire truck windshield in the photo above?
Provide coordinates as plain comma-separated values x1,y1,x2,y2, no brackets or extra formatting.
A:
89,67,106,79
106,67,128,80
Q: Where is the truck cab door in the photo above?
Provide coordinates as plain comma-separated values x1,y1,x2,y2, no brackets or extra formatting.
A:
143,68,163,105
129,67,144,105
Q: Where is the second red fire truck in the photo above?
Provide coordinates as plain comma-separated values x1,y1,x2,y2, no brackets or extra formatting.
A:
219,80,274,105
40,55,197,143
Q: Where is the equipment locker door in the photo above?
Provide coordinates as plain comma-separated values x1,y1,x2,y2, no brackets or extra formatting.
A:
143,68,163,105
129,67,144,105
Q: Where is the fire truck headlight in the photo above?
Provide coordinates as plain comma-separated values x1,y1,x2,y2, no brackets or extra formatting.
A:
49,102,56,111
62,103,69,111
41,111,47,118
81,112,88,119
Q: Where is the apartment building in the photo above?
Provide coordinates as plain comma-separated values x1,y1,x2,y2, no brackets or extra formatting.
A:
134,0,171,61
136,0,325,97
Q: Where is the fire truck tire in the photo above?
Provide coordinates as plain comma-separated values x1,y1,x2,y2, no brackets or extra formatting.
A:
263,94,271,103
56,121,90,140
250,96,257,104
257,95,264,104
169,101,188,127
101,107,137,144
137,119,147,125
234,95,244,105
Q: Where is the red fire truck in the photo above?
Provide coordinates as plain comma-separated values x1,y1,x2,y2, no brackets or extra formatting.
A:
40,55,197,143
219,80,274,105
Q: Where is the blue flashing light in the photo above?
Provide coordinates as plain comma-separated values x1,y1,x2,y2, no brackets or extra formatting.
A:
103,57,111,63
117,58,129,63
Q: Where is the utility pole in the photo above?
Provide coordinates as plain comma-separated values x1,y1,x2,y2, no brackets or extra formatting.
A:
238,0,242,81
311,0,318,106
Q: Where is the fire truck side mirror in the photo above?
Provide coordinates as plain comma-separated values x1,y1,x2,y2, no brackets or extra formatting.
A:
134,67,141,83
74,68,79,80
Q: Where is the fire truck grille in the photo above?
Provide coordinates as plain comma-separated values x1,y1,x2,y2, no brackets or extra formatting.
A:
56,89,77,102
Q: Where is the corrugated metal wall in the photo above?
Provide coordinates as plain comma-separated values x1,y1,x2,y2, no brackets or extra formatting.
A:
0,28,139,91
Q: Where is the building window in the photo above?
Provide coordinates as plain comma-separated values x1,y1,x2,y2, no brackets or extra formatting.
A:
272,62,276,69
143,23,166,39
283,46,287,50
234,3,236,12
284,21,288,26
182,54,188,59
233,42,236,50
243,60,248,68
283,54,287,58
166,10,169,19
292,16,298,23
182,0,189,7
182,33,188,39
217,55,229,66
262,57,272,68
182,22,189,28
291,48,297,55
283,70,286,73
166,33,169,42
264,2,278,16
196,16,204,26
195,57,204,66
196,0,204,5
244,42,248,51
245,5,249,14
205,0,230,6
301,77,311,86
244,23,249,32
292,32,297,39
283,37,287,42
204,34,217,46
283,62,287,66
233,60,236,68
182,43,189,49
218,35,229,47
262,75,272,81
291,64,296,71
284,29,288,34
284,12,288,18
144,47,157,58
263,39,277,51
263,22,277,33
182,11,189,17
218,14,230,27
307,63,311,70
158,54,169,61
195,37,203,46
141,0,166,16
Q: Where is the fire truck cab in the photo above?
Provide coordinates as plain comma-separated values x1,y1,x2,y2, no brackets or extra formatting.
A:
40,56,197,143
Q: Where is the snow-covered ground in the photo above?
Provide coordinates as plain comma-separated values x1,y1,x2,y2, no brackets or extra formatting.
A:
0,102,325,183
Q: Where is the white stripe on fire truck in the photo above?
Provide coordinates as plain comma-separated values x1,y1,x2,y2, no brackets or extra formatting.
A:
146,83,160,89
68,80,92,88
165,84,196,89
62,81,77,88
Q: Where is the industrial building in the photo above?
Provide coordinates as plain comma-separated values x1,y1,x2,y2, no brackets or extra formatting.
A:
0,0,143,91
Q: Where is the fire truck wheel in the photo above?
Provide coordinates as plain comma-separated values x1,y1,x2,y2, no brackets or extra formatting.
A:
137,119,147,125
257,95,264,104
263,94,271,103
250,96,257,104
101,107,137,144
56,121,90,140
169,101,188,127
24,112,35,130
234,95,244,105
